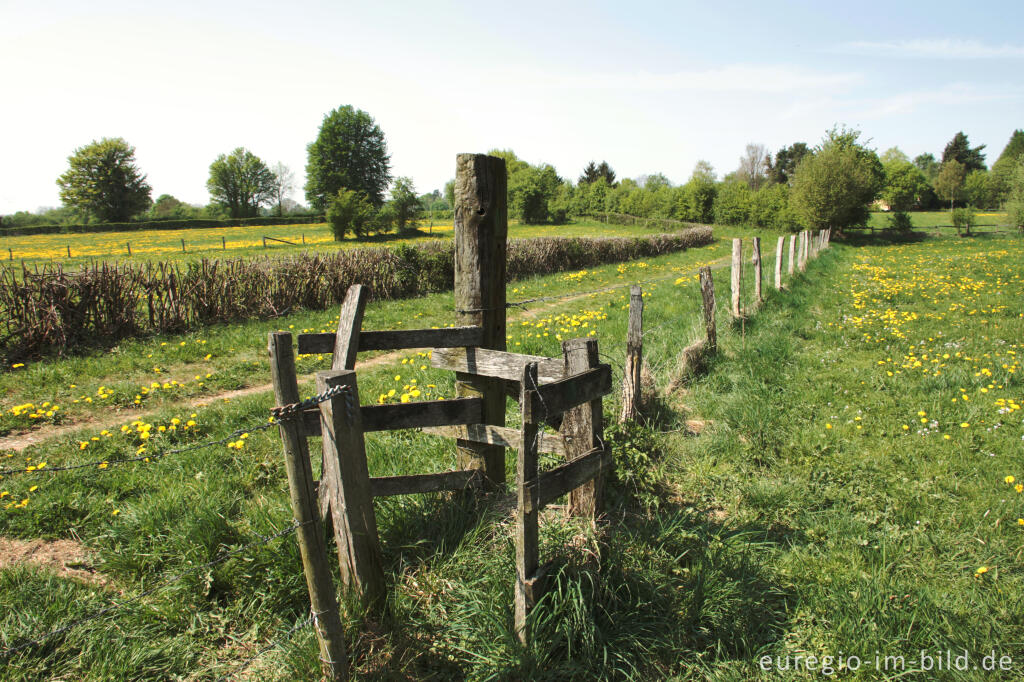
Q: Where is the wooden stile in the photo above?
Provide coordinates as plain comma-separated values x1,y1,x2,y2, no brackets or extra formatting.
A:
316,370,386,611
731,238,742,318
774,236,784,290
522,365,612,424
268,332,348,681
453,153,508,489
370,469,482,497
620,285,643,424
526,447,611,513
300,397,484,437
421,424,566,455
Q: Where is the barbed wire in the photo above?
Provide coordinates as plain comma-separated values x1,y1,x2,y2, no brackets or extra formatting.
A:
0,520,306,660
0,384,349,478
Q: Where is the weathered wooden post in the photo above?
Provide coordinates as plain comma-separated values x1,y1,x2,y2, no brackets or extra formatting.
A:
317,369,386,611
126,242,132,256
730,238,742,318
453,153,508,489
67,244,71,258
515,362,540,645
774,236,784,289
262,236,267,249
699,266,716,352
788,234,796,276
181,238,186,253
620,285,643,424
799,231,807,272
222,236,226,250
268,333,348,681
752,237,762,305
7,248,12,261
561,338,604,518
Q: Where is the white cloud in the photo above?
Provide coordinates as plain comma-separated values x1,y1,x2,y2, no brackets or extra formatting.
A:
841,39,1024,59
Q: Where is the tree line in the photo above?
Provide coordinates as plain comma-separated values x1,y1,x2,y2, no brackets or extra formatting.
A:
4,106,1023,235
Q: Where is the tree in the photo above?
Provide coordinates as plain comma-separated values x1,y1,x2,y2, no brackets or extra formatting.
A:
579,161,601,185
942,132,986,172
676,161,717,223
990,130,1024,203
305,105,391,210
964,170,995,208
934,160,967,210
767,143,809,185
596,161,616,185
56,138,151,222
790,126,883,232
882,159,930,211
913,153,940,182
207,148,276,218
1005,158,1024,232
269,162,295,217
326,188,375,240
737,143,770,190
880,147,909,164
388,177,421,231
148,194,199,220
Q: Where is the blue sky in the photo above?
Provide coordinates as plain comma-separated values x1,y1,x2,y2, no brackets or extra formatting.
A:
1,0,1021,213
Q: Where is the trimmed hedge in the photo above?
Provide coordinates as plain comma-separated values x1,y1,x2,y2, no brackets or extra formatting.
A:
0,215,326,237
0,227,712,363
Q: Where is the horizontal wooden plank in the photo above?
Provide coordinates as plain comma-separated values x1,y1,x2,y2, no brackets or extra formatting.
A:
420,424,566,455
297,326,484,355
370,469,482,497
523,447,611,513
431,347,567,383
300,397,484,437
523,365,612,423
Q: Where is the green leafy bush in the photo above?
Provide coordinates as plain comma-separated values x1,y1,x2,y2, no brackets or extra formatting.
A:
886,211,914,233
951,207,976,236
325,188,375,240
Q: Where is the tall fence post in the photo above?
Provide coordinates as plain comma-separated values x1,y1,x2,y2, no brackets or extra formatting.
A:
699,266,716,353
67,245,71,258
181,238,186,253
752,236,762,305
453,153,508,490
774,236,784,289
222,236,226,250
799,231,807,272
317,369,386,611
268,333,348,681
731,238,742,318
561,337,604,518
620,285,643,424
126,242,132,257
515,362,540,645
788,234,796,276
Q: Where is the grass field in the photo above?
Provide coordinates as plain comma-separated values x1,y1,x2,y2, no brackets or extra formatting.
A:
2,227,1022,679
0,218,691,269
867,210,1010,231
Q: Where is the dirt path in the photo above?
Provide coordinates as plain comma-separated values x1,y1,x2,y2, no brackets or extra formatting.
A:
0,266,713,454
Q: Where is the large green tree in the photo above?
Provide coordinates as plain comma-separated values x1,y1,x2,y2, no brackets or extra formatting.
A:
913,153,940,182
207,148,276,218
56,138,152,222
790,127,884,231
942,132,986,172
882,158,930,211
388,177,421,231
768,143,810,185
305,105,391,210
990,130,1024,203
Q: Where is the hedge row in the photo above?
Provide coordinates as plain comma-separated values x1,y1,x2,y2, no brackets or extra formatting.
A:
0,215,326,237
0,227,712,363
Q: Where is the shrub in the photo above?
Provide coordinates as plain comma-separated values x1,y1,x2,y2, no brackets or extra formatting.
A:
326,188,375,240
951,207,976,236
886,211,914,233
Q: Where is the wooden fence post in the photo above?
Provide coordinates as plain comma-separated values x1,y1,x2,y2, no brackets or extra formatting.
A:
222,236,226,250
774,236,784,289
67,245,71,258
181,238,186,253
752,236,762,305
515,362,540,645
333,285,368,371
620,285,643,424
788,234,796,276
799,231,807,272
317,369,386,611
730,238,742,318
268,333,348,681
126,242,131,256
453,153,508,490
699,266,716,353
561,337,604,518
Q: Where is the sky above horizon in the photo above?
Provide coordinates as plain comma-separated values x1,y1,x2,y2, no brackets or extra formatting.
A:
1,0,1022,214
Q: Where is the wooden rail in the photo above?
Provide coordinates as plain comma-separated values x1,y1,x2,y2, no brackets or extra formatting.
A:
298,326,484,355
300,397,484,436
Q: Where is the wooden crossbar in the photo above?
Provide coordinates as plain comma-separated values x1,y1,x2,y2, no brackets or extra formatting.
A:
298,326,484,355
522,365,612,423
370,469,483,497
522,447,611,514
431,346,567,383
300,397,484,436
420,424,566,455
